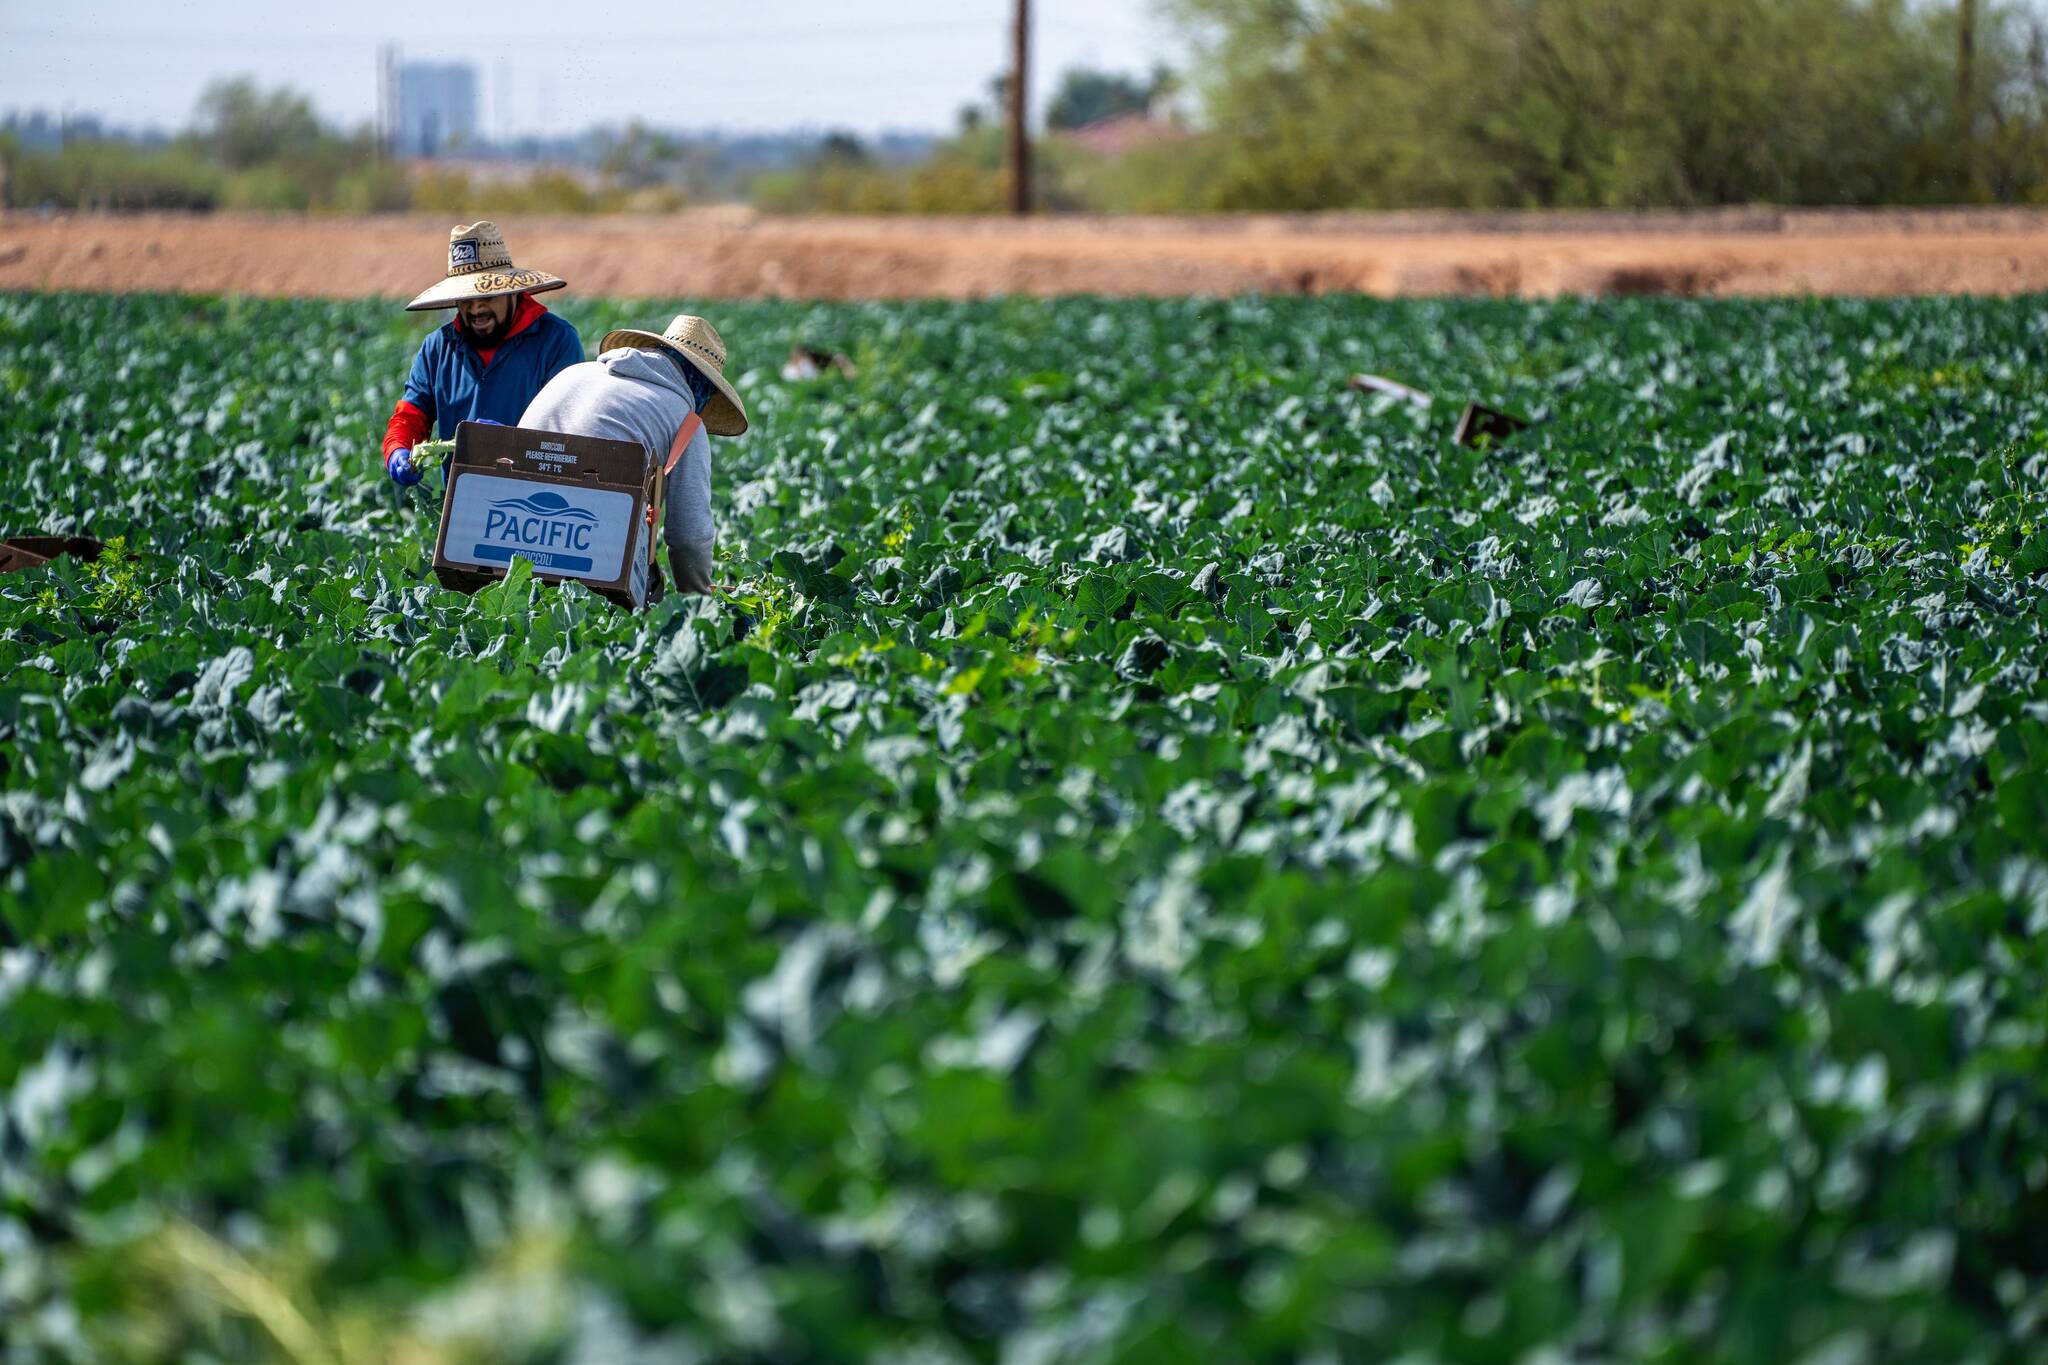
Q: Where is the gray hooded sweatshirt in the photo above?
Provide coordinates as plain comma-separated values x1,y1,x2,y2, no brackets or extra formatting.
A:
518,347,717,593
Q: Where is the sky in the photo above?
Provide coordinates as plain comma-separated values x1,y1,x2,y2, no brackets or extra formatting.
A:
0,0,1179,137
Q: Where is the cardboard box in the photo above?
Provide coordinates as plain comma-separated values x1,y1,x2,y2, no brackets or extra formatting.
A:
1453,402,1533,448
432,421,664,611
0,535,107,575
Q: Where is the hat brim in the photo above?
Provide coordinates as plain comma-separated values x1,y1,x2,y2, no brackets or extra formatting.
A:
406,268,567,312
599,328,749,436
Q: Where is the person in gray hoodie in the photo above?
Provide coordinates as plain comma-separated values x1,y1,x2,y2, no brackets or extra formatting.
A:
519,314,749,595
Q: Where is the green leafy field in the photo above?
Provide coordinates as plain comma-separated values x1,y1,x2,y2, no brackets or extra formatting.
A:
3,291,2047,1362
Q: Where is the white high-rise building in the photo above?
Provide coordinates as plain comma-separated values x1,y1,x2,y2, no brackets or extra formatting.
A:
396,63,479,157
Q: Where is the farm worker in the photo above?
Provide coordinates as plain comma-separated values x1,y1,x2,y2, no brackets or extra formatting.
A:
382,221,583,487
519,315,747,595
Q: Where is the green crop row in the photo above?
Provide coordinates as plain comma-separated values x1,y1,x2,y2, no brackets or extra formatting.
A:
2,291,2046,1362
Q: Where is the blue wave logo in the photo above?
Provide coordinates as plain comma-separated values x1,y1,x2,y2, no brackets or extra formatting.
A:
479,488,603,571
488,490,599,523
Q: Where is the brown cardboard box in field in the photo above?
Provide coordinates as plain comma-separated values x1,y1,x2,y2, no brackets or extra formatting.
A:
1453,402,1533,448
432,421,664,611
0,536,107,575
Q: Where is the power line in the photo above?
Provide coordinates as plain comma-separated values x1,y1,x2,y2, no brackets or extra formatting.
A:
0,19,1013,49
0,13,1157,51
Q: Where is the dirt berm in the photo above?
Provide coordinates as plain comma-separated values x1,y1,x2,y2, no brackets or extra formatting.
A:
3,207,2045,299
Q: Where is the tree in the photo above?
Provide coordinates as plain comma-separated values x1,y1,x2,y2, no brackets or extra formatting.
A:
193,79,325,171
1162,0,2048,209
818,131,871,167
601,121,683,188
1046,67,1167,130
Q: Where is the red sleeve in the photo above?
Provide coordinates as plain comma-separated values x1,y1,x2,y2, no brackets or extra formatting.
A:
383,399,432,464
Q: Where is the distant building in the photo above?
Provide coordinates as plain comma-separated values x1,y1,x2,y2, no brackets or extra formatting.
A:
1064,113,1191,159
396,63,479,157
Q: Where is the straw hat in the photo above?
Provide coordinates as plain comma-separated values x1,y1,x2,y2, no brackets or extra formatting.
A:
405,221,566,312
599,315,749,436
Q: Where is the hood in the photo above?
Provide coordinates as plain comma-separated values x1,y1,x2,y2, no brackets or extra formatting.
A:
456,293,548,352
597,346,698,405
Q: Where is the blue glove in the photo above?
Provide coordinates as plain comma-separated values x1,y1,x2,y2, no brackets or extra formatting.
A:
388,449,423,487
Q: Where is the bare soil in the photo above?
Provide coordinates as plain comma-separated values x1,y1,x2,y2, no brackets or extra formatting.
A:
2,207,2046,300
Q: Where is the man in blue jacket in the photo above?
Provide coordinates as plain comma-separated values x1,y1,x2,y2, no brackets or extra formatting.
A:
381,221,583,485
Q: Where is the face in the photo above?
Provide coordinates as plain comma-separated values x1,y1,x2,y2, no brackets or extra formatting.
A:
459,295,515,342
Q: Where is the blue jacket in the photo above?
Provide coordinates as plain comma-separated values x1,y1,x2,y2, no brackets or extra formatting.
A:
399,300,584,440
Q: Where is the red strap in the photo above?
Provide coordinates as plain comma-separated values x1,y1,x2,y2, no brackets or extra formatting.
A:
664,412,703,476
648,411,706,532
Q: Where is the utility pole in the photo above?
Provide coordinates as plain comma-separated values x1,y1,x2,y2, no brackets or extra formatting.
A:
1958,0,1979,196
1008,0,1032,215
377,44,399,160
496,59,512,150
1958,0,1976,113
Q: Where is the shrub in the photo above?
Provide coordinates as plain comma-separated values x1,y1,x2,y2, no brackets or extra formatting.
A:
1165,0,2048,208
5,140,223,211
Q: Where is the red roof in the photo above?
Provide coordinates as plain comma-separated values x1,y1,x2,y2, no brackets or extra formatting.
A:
1063,114,1190,158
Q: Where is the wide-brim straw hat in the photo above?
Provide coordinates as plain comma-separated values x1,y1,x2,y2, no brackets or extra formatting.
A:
406,220,566,312
599,315,749,436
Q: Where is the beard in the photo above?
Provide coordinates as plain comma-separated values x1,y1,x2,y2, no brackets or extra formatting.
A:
463,300,514,344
